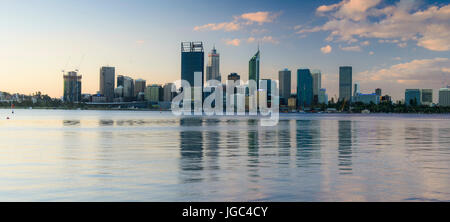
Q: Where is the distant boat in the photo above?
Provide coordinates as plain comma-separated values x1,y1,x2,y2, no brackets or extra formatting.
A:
362,109,370,114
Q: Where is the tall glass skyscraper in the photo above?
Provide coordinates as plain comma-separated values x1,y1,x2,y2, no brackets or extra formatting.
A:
297,69,313,108
100,66,115,102
405,89,421,106
249,49,260,89
206,46,220,83
63,71,82,103
278,69,291,105
181,42,204,89
311,69,321,104
339,66,352,102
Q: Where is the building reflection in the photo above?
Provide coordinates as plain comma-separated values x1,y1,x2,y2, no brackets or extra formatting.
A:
295,120,321,168
203,118,221,182
179,117,204,183
277,119,292,166
247,119,260,180
338,120,352,174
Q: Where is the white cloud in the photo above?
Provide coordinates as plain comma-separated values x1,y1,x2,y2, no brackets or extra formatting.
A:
369,51,374,55
321,45,332,54
297,0,450,51
224,38,241,46
340,45,361,51
194,11,280,32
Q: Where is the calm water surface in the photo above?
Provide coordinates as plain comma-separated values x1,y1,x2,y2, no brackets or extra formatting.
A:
0,109,450,201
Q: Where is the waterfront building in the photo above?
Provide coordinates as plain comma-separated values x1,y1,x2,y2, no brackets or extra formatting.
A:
134,79,146,97
297,69,313,108
117,75,124,87
381,95,392,103
206,46,221,83
318,88,328,105
288,96,297,110
114,86,124,98
439,87,450,106
63,71,82,103
405,89,421,106
353,93,380,104
339,66,352,102
181,42,204,89
375,88,382,96
100,66,115,102
249,49,260,89
311,70,321,104
123,76,135,101
163,83,175,102
278,69,291,105
421,89,433,106
145,84,162,102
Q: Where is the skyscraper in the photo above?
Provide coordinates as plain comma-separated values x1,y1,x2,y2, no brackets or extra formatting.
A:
375,88,382,96
145,84,162,102
339,66,352,102
206,46,220,83
318,88,328,104
439,87,450,106
63,71,82,103
297,69,313,108
181,42,204,89
421,89,433,106
100,66,115,102
117,75,124,87
163,83,175,102
123,76,134,101
134,79,146,97
278,69,291,105
354,82,361,97
311,70,321,104
405,89,421,106
249,49,260,89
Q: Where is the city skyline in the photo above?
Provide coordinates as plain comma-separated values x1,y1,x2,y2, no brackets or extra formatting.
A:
1,0,449,102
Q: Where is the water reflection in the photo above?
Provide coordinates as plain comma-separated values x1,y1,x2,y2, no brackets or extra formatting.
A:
296,120,321,168
63,120,80,126
338,120,353,174
203,119,221,182
179,117,204,183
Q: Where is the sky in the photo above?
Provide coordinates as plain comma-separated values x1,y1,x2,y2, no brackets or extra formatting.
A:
0,0,449,102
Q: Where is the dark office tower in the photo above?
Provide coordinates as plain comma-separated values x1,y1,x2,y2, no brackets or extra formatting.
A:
117,75,124,87
339,66,352,102
278,69,291,105
100,66,115,102
181,42,204,89
134,79,146,97
249,49,260,89
227,73,240,81
63,71,82,103
297,69,313,108
206,46,221,82
375,88,382,96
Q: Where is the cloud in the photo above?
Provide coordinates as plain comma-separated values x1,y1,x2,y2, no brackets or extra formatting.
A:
240,11,280,24
246,36,279,44
358,57,449,83
224,38,241,46
297,0,450,51
321,45,332,54
135,40,145,45
340,45,361,51
194,11,280,32
369,51,374,55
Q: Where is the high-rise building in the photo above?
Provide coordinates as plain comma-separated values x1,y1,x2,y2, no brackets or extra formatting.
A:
353,82,361,97
134,79,146,97
278,69,291,105
318,88,328,105
311,70,321,104
353,93,380,104
114,86,124,98
439,87,450,106
206,46,221,83
145,84,162,102
375,88,382,96
421,89,433,106
117,75,124,88
100,66,115,102
249,49,260,89
123,76,134,100
163,83,175,102
339,66,352,102
228,73,240,81
405,89,421,106
63,71,82,103
297,69,313,108
181,42,204,89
